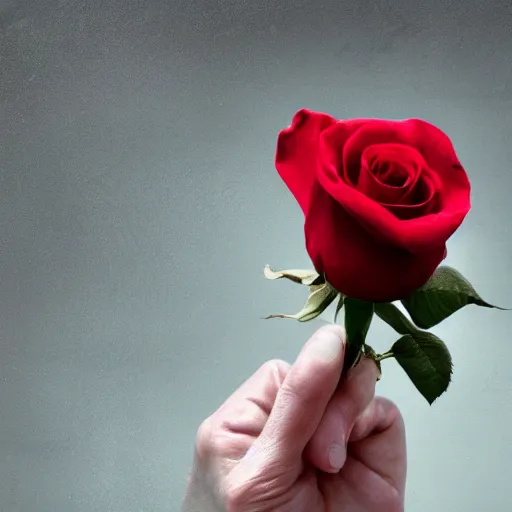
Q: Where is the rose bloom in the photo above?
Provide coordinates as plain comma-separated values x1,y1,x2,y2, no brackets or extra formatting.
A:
276,109,471,302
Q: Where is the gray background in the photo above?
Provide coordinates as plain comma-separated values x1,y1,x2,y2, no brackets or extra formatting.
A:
1,0,511,510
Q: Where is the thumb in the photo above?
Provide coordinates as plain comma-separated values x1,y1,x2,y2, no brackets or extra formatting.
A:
252,325,346,465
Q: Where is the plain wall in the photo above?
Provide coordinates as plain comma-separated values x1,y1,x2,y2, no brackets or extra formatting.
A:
1,0,511,510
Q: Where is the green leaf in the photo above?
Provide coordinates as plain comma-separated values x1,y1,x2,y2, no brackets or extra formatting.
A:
263,282,337,322
263,265,323,286
375,303,454,403
401,266,505,329
344,298,375,370
392,332,453,404
334,295,345,323
374,302,416,335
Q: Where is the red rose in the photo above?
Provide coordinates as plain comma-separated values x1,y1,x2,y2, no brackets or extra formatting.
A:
275,109,471,302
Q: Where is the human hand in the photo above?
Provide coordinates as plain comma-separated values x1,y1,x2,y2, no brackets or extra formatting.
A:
182,325,406,511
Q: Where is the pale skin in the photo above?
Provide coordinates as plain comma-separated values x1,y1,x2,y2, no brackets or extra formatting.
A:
182,325,407,511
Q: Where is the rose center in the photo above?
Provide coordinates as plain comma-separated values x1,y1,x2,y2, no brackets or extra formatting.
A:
371,160,410,188
357,143,423,205
354,142,440,219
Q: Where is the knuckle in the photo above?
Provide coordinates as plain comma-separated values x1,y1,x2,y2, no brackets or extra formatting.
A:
361,478,402,512
376,396,404,425
262,358,288,370
261,358,291,379
381,489,404,512
196,417,235,463
195,417,214,461
317,323,346,340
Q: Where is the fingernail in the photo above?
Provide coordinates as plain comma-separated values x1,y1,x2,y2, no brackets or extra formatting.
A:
307,326,343,363
328,443,346,472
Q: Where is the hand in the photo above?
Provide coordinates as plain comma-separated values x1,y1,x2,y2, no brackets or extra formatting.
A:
182,325,406,511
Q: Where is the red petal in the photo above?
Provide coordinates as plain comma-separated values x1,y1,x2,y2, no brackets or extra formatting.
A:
314,118,373,186
383,170,439,220
318,119,471,252
305,183,446,301
275,109,337,213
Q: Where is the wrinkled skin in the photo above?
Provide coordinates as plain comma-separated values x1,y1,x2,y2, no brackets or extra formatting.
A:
183,326,406,511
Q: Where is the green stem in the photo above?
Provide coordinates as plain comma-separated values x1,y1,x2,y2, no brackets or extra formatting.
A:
375,350,394,362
